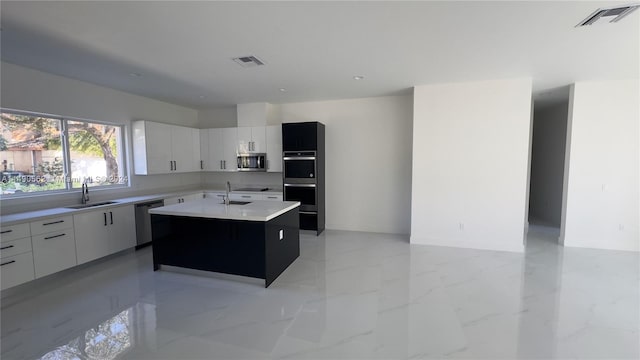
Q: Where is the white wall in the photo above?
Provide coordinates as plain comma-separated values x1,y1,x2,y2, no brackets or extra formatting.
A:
197,106,237,128
0,62,201,213
529,103,568,226
561,80,639,251
411,78,533,253
277,96,413,235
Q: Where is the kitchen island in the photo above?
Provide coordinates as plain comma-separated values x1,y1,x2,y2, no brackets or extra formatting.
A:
149,199,300,287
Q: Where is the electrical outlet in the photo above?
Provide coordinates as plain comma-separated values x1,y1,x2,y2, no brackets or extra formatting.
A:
619,224,625,231
459,223,464,230
279,229,284,240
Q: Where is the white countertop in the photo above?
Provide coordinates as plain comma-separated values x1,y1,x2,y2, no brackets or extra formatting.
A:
0,188,284,226
149,199,300,222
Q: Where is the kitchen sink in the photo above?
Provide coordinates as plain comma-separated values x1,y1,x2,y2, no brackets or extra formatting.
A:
221,201,252,205
64,201,118,209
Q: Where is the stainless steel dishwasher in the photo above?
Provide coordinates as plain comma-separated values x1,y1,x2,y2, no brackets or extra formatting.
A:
135,200,164,249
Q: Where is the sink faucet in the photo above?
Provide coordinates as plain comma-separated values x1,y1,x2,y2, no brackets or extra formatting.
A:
225,181,231,206
81,178,90,204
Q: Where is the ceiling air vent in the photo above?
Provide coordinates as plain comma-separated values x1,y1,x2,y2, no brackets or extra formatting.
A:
576,3,640,26
232,56,265,68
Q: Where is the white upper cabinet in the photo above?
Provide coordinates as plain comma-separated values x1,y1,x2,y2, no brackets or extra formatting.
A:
133,121,172,174
133,120,201,175
191,128,201,171
208,129,224,171
266,125,282,172
200,129,210,171
222,127,238,171
237,126,266,153
170,125,191,173
204,127,237,172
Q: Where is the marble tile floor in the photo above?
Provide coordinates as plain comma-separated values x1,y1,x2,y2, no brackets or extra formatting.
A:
1,226,638,359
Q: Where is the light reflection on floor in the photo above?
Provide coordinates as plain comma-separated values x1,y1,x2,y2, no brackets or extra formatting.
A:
1,227,638,359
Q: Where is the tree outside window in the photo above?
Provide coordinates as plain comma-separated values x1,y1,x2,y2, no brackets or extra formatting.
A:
0,111,127,196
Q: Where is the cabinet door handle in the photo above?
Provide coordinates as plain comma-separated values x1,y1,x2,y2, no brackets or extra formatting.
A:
110,211,114,224
174,161,177,171
169,160,173,171
44,233,66,240
0,230,12,234
223,160,226,169
43,220,64,226
104,213,107,226
1,260,16,266
1,245,15,250
200,160,203,170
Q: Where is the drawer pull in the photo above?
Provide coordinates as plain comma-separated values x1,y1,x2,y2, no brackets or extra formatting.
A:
267,196,278,199
1,245,15,250
241,195,251,198
44,233,66,240
43,220,64,226
0,230,12,234
1,260,16,266
104,213,107,226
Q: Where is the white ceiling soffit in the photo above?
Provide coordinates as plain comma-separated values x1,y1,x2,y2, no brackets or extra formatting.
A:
1,1,638,109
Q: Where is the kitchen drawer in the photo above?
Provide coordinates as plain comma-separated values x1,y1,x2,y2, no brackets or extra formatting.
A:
229,193,262,201
0,237,33,259
0,223,31,243
1,252,35,290
32,230,77,278
30,216,73,236
263,194,283,201
204,192,226,200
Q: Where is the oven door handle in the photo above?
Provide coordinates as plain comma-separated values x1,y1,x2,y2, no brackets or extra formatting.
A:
284,183,316,187
283,157,316,160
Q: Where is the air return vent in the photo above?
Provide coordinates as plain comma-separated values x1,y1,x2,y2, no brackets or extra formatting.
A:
576,3,640,26
232,56,265,67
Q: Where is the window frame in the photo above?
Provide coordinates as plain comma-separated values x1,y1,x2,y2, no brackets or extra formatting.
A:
0,108,130,198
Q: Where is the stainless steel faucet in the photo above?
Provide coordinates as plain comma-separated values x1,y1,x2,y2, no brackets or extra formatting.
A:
81,178,90,204
225,181,231,206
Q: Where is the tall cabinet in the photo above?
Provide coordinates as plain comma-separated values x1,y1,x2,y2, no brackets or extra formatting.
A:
282,122,325,235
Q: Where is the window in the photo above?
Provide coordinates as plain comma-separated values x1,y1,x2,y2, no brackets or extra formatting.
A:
0,110,127,196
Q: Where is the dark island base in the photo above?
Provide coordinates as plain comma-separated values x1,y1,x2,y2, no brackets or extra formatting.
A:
151,209,299,287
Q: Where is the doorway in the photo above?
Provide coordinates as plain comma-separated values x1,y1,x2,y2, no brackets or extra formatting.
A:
528,90,570,239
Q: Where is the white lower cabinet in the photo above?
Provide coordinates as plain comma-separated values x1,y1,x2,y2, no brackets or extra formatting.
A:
229,193,263,201
32,230,77,278
1,252,35,290
74,205,135,265
263,194,283,201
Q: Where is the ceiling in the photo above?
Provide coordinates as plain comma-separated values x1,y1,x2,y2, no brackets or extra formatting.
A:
1,1,638,109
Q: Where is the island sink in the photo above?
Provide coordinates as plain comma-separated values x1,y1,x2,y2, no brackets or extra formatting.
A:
222,201,252,205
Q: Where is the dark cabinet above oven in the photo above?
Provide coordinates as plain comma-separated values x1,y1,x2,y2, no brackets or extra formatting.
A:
282,122,320,151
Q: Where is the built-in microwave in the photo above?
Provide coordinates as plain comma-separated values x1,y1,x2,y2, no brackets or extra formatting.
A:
237,153,266,172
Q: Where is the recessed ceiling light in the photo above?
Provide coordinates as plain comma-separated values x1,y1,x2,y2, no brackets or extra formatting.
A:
353,75,364,80
279,88,287,92
129,72,142,77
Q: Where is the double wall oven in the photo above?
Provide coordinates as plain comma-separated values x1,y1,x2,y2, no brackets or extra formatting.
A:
282,121,325,235
283,151,317,214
